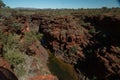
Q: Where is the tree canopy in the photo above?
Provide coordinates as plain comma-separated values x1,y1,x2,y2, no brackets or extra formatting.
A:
0,0,6,8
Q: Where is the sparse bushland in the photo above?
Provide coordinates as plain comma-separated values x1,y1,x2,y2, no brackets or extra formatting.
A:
1,32,26,77
0,28,44,78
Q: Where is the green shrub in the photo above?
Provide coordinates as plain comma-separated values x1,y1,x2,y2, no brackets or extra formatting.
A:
4,49,25,66
4,48,26,77
24,31,43,46
24,31,37,46
89,28,95,34
11,22,22,30
36,33,43,40
0,17,3,22
0,10,11,18
3,34,21,50
81,22,91,28
70,46,78,53
0,30,8,44
2,32,26,78
91,76,98,80
15,64,26,77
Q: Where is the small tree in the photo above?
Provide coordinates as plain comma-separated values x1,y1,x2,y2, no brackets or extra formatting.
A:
0,0,6,8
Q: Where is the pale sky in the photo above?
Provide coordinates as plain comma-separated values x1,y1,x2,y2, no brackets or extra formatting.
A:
3,0,120,9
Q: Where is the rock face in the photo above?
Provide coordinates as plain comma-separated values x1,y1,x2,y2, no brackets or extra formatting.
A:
19,41,58,80
75,45,120,80
0,57,18,80
26,41,49,62
0,57,11,71
75,15,120,80
85,15,120,40
39,16,91,64
29,75,58,80
37,14,120,79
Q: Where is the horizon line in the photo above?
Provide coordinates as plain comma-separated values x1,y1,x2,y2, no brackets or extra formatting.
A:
12,6,120,10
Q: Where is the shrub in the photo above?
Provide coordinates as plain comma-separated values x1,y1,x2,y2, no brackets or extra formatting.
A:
4,48,26,77
24,31,43,46
24,31,38,46
89,28,95,34
11,22,22,30
15,64,26,77
0,0,6,8
3,33,21,51
81,22,91,28
2,32,26,78
0,17,3,22
0,9,12,18
91,76,98,80
36,33,43,40
4,49,25,66
70,46,78,54
0,30,8,44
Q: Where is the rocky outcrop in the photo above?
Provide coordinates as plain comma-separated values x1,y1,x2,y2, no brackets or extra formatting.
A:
0,57,18,80
85,15,120,41
76,45,120,80
39,16,91,64
26,41,49,64
75,15,120,80
29,75,58,80
20,41,58,80
0,57,12,71
38,14,120,79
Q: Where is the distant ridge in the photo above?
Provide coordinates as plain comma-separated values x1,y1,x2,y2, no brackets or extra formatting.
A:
13,7,39,10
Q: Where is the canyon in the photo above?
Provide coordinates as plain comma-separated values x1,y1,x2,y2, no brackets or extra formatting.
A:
0,9,120,80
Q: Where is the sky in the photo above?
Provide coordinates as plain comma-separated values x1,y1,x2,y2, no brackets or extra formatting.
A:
3,0,120,9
